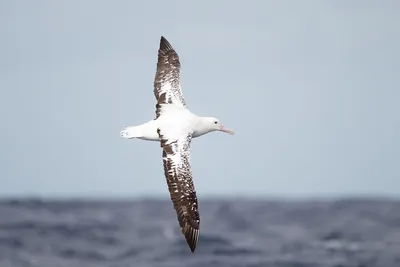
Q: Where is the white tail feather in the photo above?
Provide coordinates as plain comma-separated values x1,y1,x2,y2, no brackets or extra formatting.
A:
120,120,160,141
120,126,141,139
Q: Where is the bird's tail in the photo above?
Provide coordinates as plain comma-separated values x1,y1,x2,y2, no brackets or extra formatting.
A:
120,126,142,139
120,120,159,141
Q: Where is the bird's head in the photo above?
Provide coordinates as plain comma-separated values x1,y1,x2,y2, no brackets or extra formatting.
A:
201,117,235,135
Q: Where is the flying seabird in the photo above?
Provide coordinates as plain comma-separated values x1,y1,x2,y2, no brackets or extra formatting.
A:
120,36,234,253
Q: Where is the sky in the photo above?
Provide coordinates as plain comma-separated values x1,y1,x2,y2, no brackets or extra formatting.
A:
0,1,399,199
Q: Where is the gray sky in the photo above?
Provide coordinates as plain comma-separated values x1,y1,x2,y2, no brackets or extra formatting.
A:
1,1,399,199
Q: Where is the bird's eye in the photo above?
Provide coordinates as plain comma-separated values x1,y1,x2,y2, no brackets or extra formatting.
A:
214,121,218,124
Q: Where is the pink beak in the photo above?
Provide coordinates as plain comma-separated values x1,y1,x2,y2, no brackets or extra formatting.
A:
220,125,235,135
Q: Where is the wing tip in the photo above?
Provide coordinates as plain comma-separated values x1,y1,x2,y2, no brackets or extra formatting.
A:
183,226,199,253
159,36,174,53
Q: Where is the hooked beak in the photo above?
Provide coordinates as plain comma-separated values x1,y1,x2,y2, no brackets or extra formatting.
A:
220,125,235,135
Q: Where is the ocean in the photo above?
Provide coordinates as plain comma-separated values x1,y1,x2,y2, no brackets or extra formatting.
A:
0,198,399,267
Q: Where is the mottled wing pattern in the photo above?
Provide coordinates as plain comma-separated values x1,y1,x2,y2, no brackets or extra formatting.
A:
157,129,200,252
154,36,187,119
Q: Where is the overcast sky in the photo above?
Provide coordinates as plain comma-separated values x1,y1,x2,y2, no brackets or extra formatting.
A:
1,1,399,199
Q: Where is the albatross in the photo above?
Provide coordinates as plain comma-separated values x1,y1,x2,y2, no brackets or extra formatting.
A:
120,36,234,253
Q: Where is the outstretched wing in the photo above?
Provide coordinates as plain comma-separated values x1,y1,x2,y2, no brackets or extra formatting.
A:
157,129,200,253
154,36,187,119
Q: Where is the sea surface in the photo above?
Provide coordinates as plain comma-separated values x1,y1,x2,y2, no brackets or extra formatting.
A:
0,198,399,267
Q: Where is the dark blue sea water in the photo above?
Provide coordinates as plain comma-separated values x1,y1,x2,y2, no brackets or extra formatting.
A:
0,198,399,267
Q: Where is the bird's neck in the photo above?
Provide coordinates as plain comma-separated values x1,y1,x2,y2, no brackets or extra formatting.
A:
192,117,213,138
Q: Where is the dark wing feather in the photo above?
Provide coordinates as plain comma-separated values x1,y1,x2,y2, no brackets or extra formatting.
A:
154,36,187,119
157,129,200,253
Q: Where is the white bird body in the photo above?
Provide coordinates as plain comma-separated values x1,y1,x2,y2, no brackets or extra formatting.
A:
121,105,227,141
121,105,196,141
120,36,234,253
